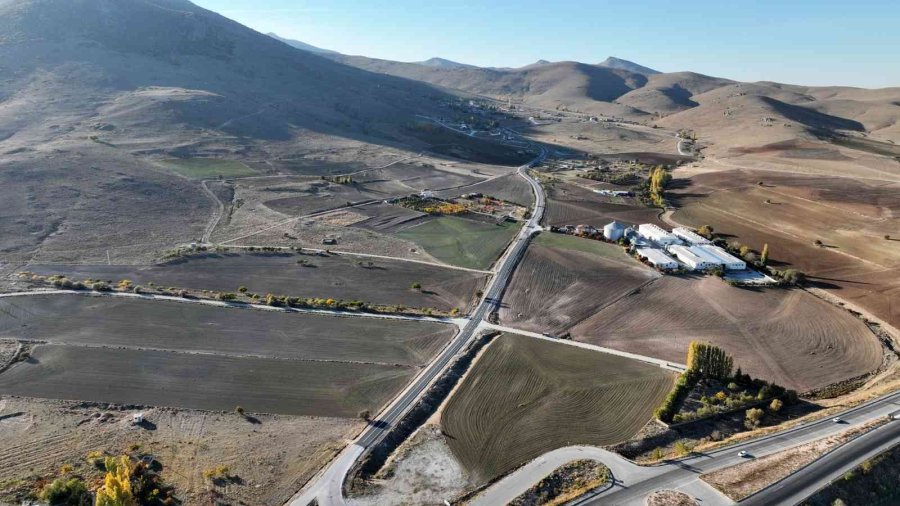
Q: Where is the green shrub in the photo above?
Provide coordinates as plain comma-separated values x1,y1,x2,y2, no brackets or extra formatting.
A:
40,477,91,506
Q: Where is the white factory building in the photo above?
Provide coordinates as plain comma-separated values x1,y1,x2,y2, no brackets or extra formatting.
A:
635,247,679,270
667,245,722,271
697,245,747,270
672,227,712,245
637,223,680,245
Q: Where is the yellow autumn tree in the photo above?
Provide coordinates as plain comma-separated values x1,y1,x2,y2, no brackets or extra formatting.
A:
95,456,135,506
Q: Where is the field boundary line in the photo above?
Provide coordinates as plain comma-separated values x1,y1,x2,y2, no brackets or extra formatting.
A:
480,323,685,372
0,290,468,328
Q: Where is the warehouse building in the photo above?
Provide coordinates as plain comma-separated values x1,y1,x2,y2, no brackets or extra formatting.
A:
638,223,681,245
635,247,679,270
668,245,722,271
697,245,747,270
672,227,713,245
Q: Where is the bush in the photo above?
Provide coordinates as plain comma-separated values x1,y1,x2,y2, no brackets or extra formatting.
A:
769,398,783,413
40,477,91,506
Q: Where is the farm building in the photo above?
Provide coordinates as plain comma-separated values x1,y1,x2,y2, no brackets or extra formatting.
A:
672,227,712,245
697,245,747,270
638,224,680,245
667,245,722,271
603,221,626,241
635,248,679,270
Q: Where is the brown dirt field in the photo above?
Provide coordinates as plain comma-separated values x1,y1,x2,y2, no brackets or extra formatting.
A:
670,168,900,330
0,396,361,506
440,333,674,485
28,250,488,312
436,172,534,207
500,234,658,335
542,181,666,227
350,203,429,232
571,276,883,393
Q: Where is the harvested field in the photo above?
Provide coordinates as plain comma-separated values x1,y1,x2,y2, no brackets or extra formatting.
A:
161,158,258,179
0,397,360,506
396,215,518,270
262,180,406,216
669,168,900,330
435,173,534,207
0,344,415,417
571,276,883,393
350,203,429,233
29,251,487,312
441,334,674,484
0,295,454,365
357,163,484,191
542,182,665,227
500,233,657,335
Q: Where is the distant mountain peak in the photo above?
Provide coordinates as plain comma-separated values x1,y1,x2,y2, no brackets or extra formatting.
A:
415,57,476,70
598,56,660,75
534,59,552,65
266,33,337,55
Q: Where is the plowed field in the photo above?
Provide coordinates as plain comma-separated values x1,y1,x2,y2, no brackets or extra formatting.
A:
500,234,658,335
441,334,674,484
571,276,883,393
542,182,665,227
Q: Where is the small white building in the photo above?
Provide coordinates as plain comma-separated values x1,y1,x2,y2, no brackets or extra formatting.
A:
132,413,144,425
697,245,747,270
672,227,712,245
638,224,680,245
635,247,679,270
603,221,626,241
420,189,435,199
668,245,722,271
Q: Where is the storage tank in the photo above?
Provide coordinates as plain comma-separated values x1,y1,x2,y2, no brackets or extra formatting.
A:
603,221,625,241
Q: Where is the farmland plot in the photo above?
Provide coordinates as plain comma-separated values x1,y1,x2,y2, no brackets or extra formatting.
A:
542,182,666,228
0,345,413,417
500,234,658,334
396,215,518,270
29,250,488,312
441,334,674,484
0,295,453,365
435,172,534,207
571,276,883,393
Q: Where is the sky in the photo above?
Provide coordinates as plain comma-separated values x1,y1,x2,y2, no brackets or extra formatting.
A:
195,0,900,88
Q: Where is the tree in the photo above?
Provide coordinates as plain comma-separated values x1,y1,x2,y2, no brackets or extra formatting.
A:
411,282,422,290
698,225,714,238
739,245,751,257
745,408,765,429
760,243,769,265
40,477,91,506
781,269,805,286
651,447,664,460
769,398,783,413
686,341,733,379
358,409,371,421
235,406,245,415
673,440,691,457
95,456,136,506
238,286,248,293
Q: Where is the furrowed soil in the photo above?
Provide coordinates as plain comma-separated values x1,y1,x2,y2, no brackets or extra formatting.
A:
396,215,518,270
161,158,258,179
0,344,415,417
0,295,454,365
440,334,674,484
669,168,900,331
29,250,488,312
571,276,883,393
541,181,666,228
0,397,361,506
435,172,535,207
500,233,658,335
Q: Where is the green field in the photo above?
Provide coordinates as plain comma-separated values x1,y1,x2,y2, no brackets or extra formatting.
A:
397,216,518,270
535,232,630,261
162,158,258,178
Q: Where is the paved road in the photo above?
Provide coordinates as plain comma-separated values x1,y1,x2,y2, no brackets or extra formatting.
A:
287,148,547,506
564,390,900,505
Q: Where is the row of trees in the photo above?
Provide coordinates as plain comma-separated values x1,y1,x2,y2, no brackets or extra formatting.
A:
686,341,734,380
647,166,671,207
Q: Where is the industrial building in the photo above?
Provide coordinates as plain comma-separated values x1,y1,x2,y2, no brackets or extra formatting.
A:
637,223,681,245
672,227,712,245
603,221,626,241
697,245,747,270
635,247,679,270
667,245,722,271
